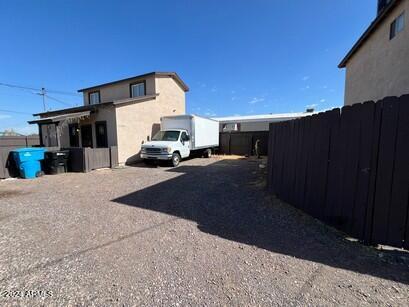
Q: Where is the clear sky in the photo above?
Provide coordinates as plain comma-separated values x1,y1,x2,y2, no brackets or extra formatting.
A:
0,0,376,134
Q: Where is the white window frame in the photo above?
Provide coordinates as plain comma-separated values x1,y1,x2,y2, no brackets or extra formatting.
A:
390,12,405,40
130,82,146,98
89,91,100,105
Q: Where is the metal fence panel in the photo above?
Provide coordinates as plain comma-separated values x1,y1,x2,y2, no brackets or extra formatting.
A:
219,131,269,156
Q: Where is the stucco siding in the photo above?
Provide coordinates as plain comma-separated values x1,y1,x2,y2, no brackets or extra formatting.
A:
344,0,409,105
83,76,156,105
115,77,186,164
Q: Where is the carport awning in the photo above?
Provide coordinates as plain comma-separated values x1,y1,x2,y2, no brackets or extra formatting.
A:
28,111,91,124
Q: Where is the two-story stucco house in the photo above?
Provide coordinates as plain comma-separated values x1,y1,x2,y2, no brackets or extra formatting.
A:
29,72,188,164
339,0,408,105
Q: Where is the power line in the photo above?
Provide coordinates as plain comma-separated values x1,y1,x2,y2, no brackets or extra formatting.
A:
0,82,38,92
47,89,81,97
45,94,72,107
0,81,78,111
0,108,32,115
0,82,81,97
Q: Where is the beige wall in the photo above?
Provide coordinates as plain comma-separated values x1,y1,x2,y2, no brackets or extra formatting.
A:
58,106,117,148
82,76,156,105
115,76,186,164
48,75,185,164
344,0,409,105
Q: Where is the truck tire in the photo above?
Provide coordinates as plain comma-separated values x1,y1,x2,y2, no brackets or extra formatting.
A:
171,152,181,167
203,148,212,158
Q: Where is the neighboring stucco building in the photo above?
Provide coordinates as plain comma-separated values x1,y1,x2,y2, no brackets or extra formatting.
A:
212,112,314,132
29,72,188,164
339,0,408,105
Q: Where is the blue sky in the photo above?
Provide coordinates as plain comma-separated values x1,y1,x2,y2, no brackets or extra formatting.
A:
0,0,376,134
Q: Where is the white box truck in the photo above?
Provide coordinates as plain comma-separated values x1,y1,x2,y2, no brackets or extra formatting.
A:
141,115,219,166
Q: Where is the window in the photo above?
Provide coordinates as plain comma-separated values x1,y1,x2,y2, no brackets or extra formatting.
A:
130,81,146,98
152,130,180,141
89,91,100,105
181,132,189,142
390,12,405,39
95,121,108,148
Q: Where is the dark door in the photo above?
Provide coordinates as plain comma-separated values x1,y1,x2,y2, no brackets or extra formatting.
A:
95,121,108,148
81,124,93,148
68,123,80,147
41,124,58,147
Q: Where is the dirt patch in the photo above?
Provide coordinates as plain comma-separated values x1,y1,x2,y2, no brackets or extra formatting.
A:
0,189,26,199
0,157,407,306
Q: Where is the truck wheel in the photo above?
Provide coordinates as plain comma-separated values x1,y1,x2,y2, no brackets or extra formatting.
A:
203,148,212,158
171,153,181,167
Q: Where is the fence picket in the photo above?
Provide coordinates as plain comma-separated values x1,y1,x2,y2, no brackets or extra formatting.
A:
388,95,409,247
371,97,400,245
267,96,409,250
351,102,376,239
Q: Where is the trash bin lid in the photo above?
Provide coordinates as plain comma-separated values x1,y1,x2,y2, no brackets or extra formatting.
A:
13,147,46,153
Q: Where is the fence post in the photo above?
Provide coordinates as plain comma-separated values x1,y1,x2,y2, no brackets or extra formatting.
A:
110,146,119,168
228,133,231,155
83,148,90,172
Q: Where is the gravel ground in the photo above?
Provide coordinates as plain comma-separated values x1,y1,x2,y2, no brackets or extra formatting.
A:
0,157,408,306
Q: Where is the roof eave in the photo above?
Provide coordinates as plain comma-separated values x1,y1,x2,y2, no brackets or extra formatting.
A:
77,72,189,93
32,101,113,117
338,0,400,68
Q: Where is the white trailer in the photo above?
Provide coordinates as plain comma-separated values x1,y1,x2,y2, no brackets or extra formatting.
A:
141,115,219,166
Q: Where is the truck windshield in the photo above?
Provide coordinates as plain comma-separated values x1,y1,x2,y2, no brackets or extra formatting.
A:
152,130,180,141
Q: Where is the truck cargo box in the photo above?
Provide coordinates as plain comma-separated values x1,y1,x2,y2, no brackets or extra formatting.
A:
161,115,219,150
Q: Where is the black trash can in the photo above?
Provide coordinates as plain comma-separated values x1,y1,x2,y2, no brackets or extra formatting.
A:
43,150,70,175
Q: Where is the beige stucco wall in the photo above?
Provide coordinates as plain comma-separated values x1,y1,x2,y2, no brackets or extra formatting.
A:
44,75,185,164
115,76,186,164
58,106,117,148
82,76,156,105
344,0,409,105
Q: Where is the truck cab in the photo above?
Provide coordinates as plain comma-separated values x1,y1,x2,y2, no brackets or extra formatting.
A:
141,129,191,166
141,114,218,166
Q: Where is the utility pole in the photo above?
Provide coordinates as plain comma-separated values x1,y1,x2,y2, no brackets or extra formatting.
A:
37,87,46,111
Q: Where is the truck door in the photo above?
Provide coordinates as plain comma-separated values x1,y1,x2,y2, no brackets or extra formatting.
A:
180,131,191,158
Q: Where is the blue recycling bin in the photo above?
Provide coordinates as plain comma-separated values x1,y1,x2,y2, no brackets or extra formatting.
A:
12,148,46,179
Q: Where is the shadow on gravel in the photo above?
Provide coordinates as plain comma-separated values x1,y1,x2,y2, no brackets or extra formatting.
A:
112,159,409,284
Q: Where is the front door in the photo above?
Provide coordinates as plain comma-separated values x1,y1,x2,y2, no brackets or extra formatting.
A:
68,123,79,147
95,121,108,148
81,124,93,148
180,131,190,158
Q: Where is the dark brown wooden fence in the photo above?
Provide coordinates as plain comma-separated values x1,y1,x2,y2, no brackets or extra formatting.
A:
1,146,119,178
0,146,59,179
0,136,40,147
67,147,119,173
0,136,42,178
267,95,409,250
219,131,269,156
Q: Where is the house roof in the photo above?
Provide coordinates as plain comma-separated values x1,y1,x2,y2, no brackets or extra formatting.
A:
32,94,158,118
32,102,112,117
77,72,189,92
28,111,91,124
212,112,313,123
338,0,402,68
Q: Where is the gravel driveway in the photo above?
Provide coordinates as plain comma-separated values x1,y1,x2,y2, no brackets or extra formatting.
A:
0,157,408,306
